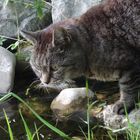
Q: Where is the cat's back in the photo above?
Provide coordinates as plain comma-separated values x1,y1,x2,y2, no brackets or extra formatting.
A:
104,0,139,46
80,0,140,49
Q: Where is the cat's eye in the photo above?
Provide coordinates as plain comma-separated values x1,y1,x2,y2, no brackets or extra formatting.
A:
51,65,58,71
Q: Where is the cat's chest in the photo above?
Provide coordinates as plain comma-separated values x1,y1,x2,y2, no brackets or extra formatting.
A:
88,66,120,81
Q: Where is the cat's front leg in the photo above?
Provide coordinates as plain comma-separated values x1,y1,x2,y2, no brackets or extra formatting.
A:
113,69,140,115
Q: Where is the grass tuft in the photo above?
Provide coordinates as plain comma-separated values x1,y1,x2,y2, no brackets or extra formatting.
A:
0,92,72,140
3,109,14,140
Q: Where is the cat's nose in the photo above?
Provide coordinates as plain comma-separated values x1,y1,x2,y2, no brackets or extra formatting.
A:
40,73,50,84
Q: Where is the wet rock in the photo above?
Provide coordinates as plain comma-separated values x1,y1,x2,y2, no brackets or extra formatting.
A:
19,97,50,118
0,47,16,94
52,0,103,22
99,105,140,132
0,0,52,37
51,87,97,122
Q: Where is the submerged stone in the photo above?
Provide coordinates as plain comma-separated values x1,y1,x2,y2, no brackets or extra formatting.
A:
19,97,50,118
51,87,97,122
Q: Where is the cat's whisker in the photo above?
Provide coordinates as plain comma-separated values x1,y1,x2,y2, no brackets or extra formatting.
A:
24,65,31,70
41,82,48,86
32,77,40,81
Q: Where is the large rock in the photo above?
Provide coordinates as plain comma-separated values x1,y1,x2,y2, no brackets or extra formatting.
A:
52,0,103,23
51,87,97,122
0,0,52,37
0,47,16,94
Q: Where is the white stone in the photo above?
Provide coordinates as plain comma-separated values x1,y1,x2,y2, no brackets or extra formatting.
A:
0,47,16,94
51,87,95,120
55,88,93,105
52,0,103,23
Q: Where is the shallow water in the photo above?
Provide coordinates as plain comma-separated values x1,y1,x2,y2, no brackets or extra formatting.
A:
0,65,121,140
0,97,85,140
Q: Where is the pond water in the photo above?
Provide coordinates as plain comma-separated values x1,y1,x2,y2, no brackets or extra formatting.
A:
0,96,89,140
0,63,124,140
0,65,83,140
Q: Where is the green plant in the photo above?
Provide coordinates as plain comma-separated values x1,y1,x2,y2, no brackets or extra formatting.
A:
34,123,41,140
6,0,45,19
3,107,45,140
2,0,47,51
123,101,140,140
86,79,92,140
126,126,140,140
106,102,140,140
19,110,43,140
79,79,97,140
3,109,14,140
7,40,20,50
0,37,6,46
33,0,45,19
0,93,72,140
19,110,33,140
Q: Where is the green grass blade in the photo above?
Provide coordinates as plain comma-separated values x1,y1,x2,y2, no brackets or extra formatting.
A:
107,131,115,140
33,123,42,140
9,92,71,140
79,126,88,140
3,109,14,140
0,93,12,102
19,110,33,140
86,79,91,140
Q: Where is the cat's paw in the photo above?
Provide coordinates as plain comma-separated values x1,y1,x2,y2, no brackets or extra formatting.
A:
113,100,134,115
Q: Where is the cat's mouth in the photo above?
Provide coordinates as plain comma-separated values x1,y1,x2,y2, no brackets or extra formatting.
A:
38,80,77,93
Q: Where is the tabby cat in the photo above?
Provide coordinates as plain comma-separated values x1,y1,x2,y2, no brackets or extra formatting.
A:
21,0,140,114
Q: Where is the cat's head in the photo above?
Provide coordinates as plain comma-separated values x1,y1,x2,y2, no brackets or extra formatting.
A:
21,25,86,88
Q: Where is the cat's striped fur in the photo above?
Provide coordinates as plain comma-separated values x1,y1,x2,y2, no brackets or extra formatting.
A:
21,0,140,114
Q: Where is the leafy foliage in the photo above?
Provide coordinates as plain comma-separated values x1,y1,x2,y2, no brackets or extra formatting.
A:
0,37,6,46
3,109,14,140
7,41,20,50
33,0,45,19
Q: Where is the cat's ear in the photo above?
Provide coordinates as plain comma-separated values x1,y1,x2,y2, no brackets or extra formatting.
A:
52,27,72,46
20,30,38,44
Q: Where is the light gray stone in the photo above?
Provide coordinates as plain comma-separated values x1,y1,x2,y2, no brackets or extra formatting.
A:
0,47,16,94
52,0,103,23
51,87,96,121
0,0,52,37
100,105,140,132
